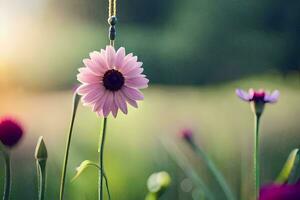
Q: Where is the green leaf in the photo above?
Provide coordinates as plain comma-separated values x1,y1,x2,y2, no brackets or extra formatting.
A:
71,160,100,182
72,160,111,200
276,148,300,184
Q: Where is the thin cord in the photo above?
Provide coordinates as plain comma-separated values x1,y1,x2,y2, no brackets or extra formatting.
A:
109,0,117,18
108,0,117,42
110,40,114,47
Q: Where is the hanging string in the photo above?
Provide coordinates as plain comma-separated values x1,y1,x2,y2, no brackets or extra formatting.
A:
108,0,116,18
108,0,117,45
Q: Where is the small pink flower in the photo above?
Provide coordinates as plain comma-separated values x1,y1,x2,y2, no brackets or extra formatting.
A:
0,117,24,148
76,46,149,117
179,128,194,141
236,88,279,103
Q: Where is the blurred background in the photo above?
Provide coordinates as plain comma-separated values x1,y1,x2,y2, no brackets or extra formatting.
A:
0,0,300,199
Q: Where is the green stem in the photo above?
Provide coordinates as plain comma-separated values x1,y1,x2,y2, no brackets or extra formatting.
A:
145,193,158,200
104,171,111,200
161,139,215,200
3,152,11,200
254,115,261,199
191,143,235,200
37,160,47,200
59,93,80,200
99,118,108,200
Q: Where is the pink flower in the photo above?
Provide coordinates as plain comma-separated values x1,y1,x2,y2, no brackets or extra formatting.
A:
236,88,279,103
76,46,149,117
260,183,300,200
0,117,24,148
236,88,279,115
178,128,194,141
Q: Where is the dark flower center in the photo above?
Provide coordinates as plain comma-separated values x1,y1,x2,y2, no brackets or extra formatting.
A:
252,91,265,102
103,69,125,91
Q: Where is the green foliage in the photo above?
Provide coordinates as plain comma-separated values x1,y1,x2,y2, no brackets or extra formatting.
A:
72,160,100,182
3,76,300,199
72,160,111,199
7,0,300,89
276,148,300,184
161,139,215,200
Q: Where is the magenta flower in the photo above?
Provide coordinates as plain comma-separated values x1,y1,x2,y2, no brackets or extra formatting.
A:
179,128,194,141
0,117,24,148
260,183,300,200
236,88,279,116
236,89,279,103
76,45,149,117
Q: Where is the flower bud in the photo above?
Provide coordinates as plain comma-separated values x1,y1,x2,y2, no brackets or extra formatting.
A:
147,171,171,195
35,136,48,160
179,128,194,142
0,117,24,148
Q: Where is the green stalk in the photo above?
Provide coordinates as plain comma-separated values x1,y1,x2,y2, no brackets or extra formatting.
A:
99,118,108,200
190,143,235,200
145,193,157,200
35,136,48,200
36,160,47,200
2,151,11,200
254,114,261,199
104,170,111,200
59,93,80,200
161,139,215,200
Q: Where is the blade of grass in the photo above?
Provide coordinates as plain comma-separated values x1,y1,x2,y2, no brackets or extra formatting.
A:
160,139,215,200
276,148,300,184
59,93,80,200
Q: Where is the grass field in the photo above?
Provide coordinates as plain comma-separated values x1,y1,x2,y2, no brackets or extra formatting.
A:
0,75,299,200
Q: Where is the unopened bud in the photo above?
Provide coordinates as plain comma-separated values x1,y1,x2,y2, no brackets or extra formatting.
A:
147,171,171,195
35,136,48,160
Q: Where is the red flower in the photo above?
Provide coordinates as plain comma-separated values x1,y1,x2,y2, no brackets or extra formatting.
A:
0,117,24,148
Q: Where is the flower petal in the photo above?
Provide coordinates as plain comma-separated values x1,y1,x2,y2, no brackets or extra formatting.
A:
102,92,114,117
122,61,141,74
82,59,102,76
111,100,118,118
77,70,100,84
106,45,116,68
125,77,149,89
264,90,280,103
92,91,108,112
114,92,128,114
77,84,100,95
118,53,134,70
115,47,125,69
122,86,144,101
236,89,251,101
82,86,104,104
89,51,109,73
122,90,138,108
124,67,144,78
